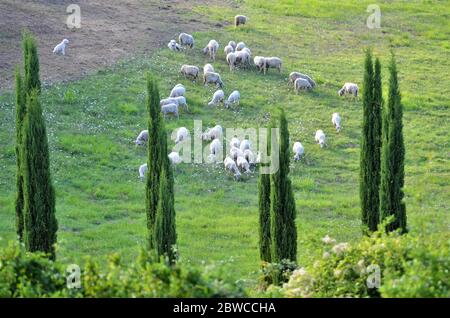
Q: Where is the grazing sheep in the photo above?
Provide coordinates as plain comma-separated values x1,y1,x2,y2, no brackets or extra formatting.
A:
161,103,179,119
237,156,251,173
235,50,250,67
224,156,241,180
180,64,200,80
228,41,237,50
242,47,252,57
224,90,240,108
224,44,234,56
234,15,247,27
168,40,182,51
168,151,182,164
175,127,189,144
202,125,223,140
293,142,304,161
210,138,222,156
203,71,224,88
264,57,282,74
169,84,185,98
139,163,148,179
208,89,225,107
230,137,240,149
332,113,342,132
254,56,266,72
240,139,251,152
178,33,194,48
203,63,215,75
289,72,316,88
160,96,188,111
338,83,358,97
244,149,255,164
230,146,244,161
315,130,326,148
135,130,148,146
202,39,219,61
236,41,246,51
294,78,313,94
226,52,237,71
53,39,69,55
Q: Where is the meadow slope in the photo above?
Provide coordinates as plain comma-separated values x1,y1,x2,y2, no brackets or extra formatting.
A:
0,0,449,283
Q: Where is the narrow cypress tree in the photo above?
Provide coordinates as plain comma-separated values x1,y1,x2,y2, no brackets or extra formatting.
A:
21,91,57,259
145,74,163,249
380,54,407,233
270,109,297,283
258,125,271,263
23,31,41,94
372,56,383,222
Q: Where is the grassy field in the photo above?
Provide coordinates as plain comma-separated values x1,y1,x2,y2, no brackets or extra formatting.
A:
0,0,449,284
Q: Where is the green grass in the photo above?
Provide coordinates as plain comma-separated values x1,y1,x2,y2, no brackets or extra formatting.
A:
0,0,449,285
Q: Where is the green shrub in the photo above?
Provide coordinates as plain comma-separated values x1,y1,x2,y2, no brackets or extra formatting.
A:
63,90,77,104
279,232,449,298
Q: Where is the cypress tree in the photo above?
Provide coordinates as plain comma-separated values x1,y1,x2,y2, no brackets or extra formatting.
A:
145,74,164,249
21,91,57,259
380,53,407,233
23,31,41,94
372,56,383,222
15,69,25,240
270,109,297,283
258,125,271,263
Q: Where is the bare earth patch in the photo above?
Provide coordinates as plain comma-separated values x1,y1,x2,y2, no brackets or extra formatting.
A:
0,0,234,90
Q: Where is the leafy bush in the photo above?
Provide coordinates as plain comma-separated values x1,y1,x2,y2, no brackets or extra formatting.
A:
279,232,449,298
63,90,77,104
0,242,246,298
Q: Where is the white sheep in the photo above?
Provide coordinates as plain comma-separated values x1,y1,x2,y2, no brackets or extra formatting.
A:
338,83,358,97
175,127,189,144
315,130,326,148
202,125,223,140
203,71,224,88
139,163,148,179
294,78,313,94
264,57,282,74
332,113,342,132
203,63,215,75
168,40,182,52
202,39,219,61
208,89,225,107
228,41,237,50
178,33,194,48
242,47,252,57
237,156,251,173
135,130,148,146
53,39,69,55
243,149,255,164
254,56,266,72
160,96,188,111
230,137,240,149
210,138,222,157
180,64,200,81
169,84,185,98
230,146,244,161
234,15,247,27
236,41,246,51
224,156,241,180
240,139,251,152
226,52,237,71
235,50,250,67
224,90,240,108
224,44,234,56
161,103,179,119
168,151,182,164
293,142,304,161
289,72,316,88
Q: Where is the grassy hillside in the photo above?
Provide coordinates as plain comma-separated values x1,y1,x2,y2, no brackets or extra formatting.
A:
0,0,448,283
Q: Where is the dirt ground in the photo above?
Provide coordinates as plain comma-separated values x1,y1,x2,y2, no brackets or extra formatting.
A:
0,0,234,90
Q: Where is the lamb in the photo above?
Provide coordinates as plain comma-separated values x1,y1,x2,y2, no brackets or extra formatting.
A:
168,151,182,164
178,33,194,48
139,163,148,179
168,40,181,51
53,39,69,55
254,56,266,72
203,71,224,88
230,146,244,161
237,156,251,173
224,90,240,108
289,72,316,88
208,89,225,107
264,57,282,74
230,137,240,149
169,84,185,98
315,130,326,148
243,149,255,164
160,96,188,111
224,156,241,180
203,63,215,75
135,130,148,146
226,52,237,71
180,64,200,81
234,15,247,27
332,113,342,132
202,39,219,61
338,83,358,97
210,138,222,157
294,78,313,94
227,41,237,50
175,127,189,144
293,142,304,161
236,41,246,51
202,125,223,140
161,103,179,119
224,44,234,56
240,139,251,152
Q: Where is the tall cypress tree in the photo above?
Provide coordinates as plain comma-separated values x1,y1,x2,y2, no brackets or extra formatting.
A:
258,124,271,263
270,109,297,283
145,74,164,250
372,57,383,223
380,53,407,233
23,31,41,94
21,91,57,259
